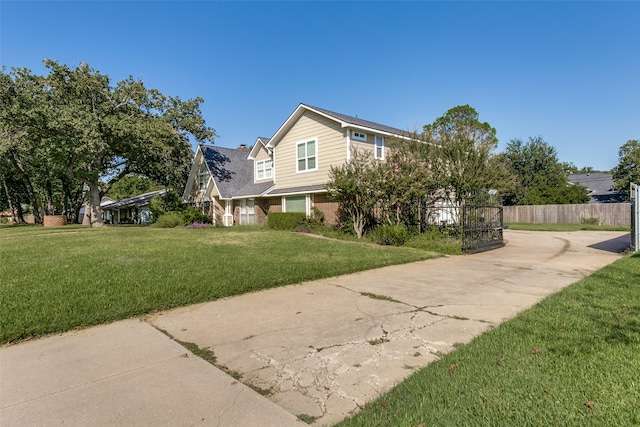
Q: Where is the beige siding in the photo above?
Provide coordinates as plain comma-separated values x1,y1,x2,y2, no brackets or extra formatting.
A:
349,130,388,162
273,111,346,189
213,197,224,224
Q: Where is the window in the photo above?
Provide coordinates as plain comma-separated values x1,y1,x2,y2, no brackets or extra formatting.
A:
375,136,384,159
297,139,317,172
285,195,306,213
239,199,255,224
256,160,273,180
198,162,210,190
352,131,367,142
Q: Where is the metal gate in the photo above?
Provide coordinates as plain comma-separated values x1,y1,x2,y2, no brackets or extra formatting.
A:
462,204,504,253
632,183,639,253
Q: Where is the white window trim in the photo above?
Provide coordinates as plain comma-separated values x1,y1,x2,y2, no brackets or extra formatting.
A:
352,131,367,142
197,162,210,191
375,135,385,160
256,159,273,180
296,138,318,173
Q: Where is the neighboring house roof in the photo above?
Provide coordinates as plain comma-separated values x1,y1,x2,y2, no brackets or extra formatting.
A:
201,145,274,199
568,173,624,203
104,190,167,210
100,197,116,207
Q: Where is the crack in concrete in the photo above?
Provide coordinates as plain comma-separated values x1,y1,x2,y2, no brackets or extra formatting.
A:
216,385,245,427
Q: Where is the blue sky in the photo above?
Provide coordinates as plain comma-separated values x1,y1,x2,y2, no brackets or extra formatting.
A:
2,1,638,171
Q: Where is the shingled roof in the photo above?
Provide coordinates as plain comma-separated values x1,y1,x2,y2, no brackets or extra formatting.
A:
304,104,407,136
105,190,167,209
568,173,625,203
201,145,273,198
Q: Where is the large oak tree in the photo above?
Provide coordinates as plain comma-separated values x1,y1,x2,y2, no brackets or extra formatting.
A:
1,60,215,226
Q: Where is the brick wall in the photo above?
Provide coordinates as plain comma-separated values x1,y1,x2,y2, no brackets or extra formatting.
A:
43,215,67,227
312,193,339,225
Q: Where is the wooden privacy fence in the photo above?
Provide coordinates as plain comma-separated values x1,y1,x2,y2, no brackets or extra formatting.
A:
503,203,631,226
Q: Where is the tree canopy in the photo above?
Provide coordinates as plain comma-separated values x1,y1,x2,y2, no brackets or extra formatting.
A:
502,136,589,205
422,105,511,203
327,105,512,237
0,60,215,226
104,175,163,201
612,139,640,200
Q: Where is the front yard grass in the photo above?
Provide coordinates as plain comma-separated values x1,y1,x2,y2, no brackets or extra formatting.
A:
0,225,437,344
337,253,640,426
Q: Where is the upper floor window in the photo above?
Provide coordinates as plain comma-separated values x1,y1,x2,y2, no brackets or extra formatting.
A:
375,136,384,159
297,139,317,172
198,162,210,190
352,131,367,142
256,159,273,180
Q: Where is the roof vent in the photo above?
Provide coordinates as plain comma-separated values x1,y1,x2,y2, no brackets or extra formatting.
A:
238,144,249,151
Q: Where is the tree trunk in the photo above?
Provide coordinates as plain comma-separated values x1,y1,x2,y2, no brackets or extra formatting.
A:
9,149,42,224
85,182,105,227
15,193,25,223
62,178,84,224
2,176,17,224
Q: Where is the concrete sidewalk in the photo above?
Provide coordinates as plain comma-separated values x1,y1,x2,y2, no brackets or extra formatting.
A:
0,230,630,426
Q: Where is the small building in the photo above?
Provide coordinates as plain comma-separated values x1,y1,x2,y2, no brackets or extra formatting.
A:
102,190,167,224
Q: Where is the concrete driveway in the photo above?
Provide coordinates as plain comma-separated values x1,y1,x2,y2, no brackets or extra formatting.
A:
0,230,629,427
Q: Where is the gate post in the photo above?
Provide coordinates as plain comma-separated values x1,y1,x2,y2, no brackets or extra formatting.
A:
632,183,639,253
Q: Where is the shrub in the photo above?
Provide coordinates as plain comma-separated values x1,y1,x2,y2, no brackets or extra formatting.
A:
267,212,307,230
369,224,410,246
580,217,600,225
153,212,184,228
406,228,463,255
148,190,184,224
182,206,212,225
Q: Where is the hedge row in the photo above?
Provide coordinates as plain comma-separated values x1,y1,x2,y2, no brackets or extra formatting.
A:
267,212,307,230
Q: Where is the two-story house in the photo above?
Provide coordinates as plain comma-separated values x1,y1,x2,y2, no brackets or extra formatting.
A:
183,103,407,226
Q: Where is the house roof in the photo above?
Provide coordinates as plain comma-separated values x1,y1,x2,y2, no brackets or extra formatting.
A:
201,145,274,199
247,136,273,160
568,173,625,203
568,173,614,195
305,104,407,136
104,190,167,210
267,184,327,196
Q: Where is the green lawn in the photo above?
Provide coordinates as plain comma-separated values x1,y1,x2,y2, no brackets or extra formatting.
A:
337,253,640,426
0,225,436,344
